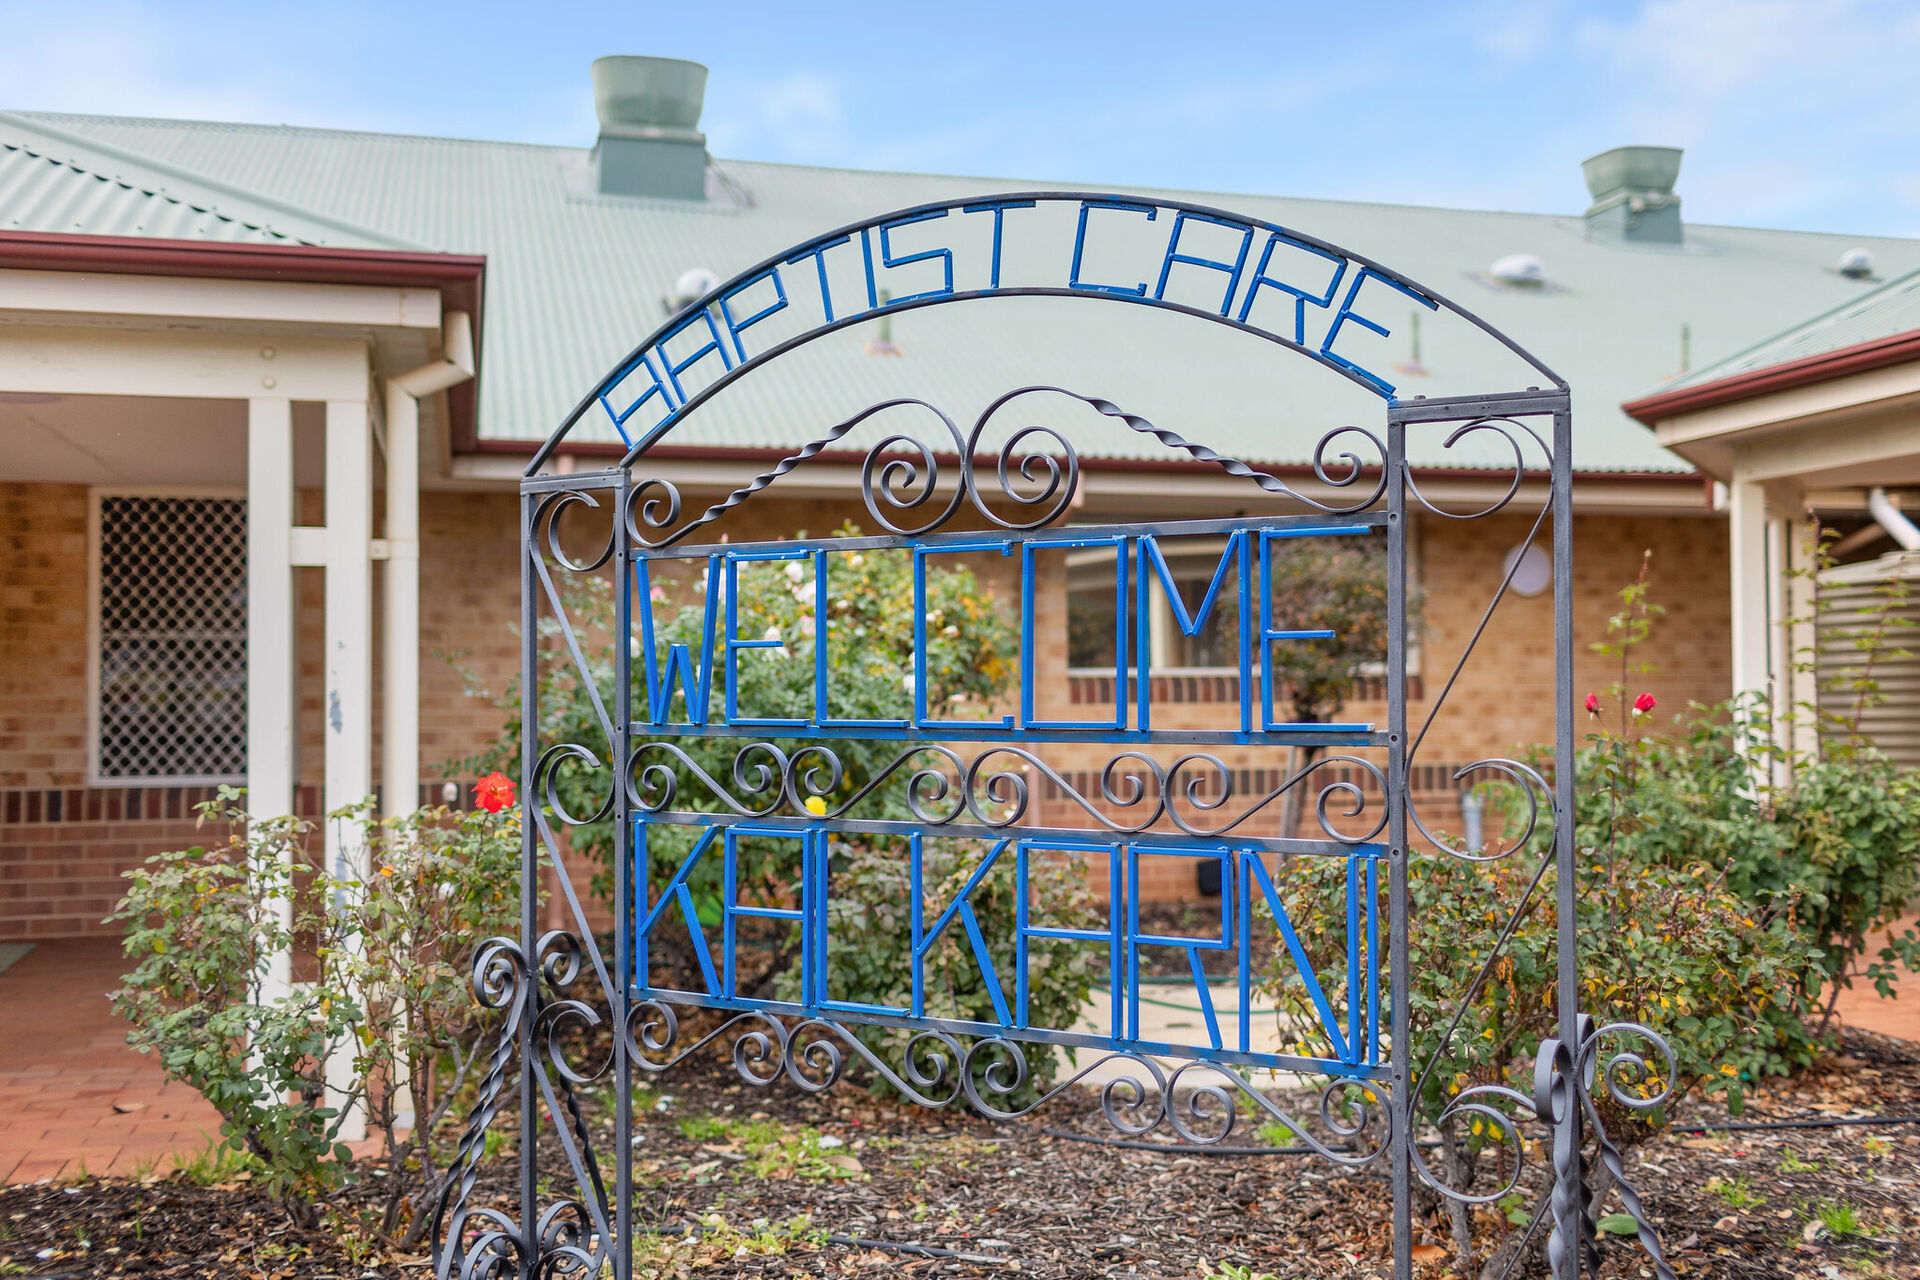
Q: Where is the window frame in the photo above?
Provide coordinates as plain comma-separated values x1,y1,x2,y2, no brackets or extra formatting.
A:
85,485,250,788
1062,514,1424,679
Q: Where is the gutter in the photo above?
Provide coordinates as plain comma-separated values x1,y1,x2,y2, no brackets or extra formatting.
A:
1623,325,1920,425
1869,487,1920,551
383,310,476,830
0,229,486,446
465,436,1702,484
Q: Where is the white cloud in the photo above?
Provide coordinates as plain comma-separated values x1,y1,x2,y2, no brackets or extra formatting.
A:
706,69,851,164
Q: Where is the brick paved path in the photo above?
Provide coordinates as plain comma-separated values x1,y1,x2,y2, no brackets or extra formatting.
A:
0,938,222,1183
1,924,1916,1186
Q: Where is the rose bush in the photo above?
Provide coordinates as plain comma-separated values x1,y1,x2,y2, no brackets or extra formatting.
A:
110,788,523,1240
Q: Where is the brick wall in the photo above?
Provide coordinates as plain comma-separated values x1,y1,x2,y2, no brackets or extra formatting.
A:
2,479,1731,938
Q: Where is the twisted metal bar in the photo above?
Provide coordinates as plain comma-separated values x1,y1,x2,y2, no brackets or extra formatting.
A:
1018,386,1388,515
433,938,530,1280
1576,1020,1678,1280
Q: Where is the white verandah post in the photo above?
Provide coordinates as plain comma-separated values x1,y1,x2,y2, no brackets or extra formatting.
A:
247,397,298,1008
324,395,375,1142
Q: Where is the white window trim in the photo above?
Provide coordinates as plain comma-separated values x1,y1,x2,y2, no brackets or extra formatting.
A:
1062,515,1425,677
86,485,249,788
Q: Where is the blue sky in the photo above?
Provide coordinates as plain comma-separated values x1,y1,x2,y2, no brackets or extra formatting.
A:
3,0,1917,236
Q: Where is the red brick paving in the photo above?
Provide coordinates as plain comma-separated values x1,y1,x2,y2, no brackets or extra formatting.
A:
0,938,223,1183
1,923,1916,1187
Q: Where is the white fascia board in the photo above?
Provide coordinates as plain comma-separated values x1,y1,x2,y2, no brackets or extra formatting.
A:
0,324,370,401
1654,361,1920,449
1730,411,1920,486
0,268,440,330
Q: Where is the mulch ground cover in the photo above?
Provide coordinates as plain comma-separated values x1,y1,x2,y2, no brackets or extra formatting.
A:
4,1025,1915,1279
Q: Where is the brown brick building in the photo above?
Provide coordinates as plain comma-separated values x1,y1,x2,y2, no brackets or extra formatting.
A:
5,67,1916,941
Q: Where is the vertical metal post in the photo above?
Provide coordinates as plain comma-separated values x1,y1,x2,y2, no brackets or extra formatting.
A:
612,473,634,1280
1550,399,1580,1279
518,490,539,1278
1384,407,1411,1279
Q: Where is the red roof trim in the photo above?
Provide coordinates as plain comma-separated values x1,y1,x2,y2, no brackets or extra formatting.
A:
0,231,486,444
1622,325,1920,425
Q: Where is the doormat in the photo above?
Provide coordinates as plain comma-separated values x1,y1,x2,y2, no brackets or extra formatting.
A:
0,943,32,976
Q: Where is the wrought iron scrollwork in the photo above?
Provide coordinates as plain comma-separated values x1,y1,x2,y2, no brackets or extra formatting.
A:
629,738,1388,844
615,385,1396,548
610,1006,1393,1160
432,938,529,1280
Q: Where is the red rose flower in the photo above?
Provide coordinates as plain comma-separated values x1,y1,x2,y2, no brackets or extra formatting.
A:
1584,693,1600,716
1632,692,1657,715
474,771,516,814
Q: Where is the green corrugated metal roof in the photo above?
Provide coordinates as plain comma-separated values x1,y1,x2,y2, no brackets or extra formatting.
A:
1655,264,1920,394
5,108,1918,473
0,112,413,249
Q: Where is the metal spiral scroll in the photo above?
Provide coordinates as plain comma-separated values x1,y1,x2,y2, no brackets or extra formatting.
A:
616,385,1393,547
1406,1016,1676,1280
632,739,1388,844
617,1006,1392,1157
1405,757,1553,860
1400,416,1553,520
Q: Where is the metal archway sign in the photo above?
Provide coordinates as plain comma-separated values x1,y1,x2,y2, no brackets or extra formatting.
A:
439,193,1677,1280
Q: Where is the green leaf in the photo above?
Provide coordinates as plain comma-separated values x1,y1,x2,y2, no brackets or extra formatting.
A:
1597,1213,1641,1236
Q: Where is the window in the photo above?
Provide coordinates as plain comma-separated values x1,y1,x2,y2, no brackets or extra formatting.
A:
89,493,248,784
1064,527,1420,676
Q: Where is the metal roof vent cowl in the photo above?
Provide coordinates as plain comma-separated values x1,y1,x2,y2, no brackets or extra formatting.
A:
1581,145,1683,245
592,56,709,201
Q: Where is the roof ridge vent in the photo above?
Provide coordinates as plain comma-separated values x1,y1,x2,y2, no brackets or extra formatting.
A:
591,56,709,201
1581,145,1682,245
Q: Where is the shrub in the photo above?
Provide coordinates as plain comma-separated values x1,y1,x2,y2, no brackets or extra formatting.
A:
1577,703,1920,1031
109,794,357,1228
460,525,1101,1092
109,790,522,1239
776,836,1100,1102
1256,841,1814,1139
464,523,1018,909
344,802,524,1247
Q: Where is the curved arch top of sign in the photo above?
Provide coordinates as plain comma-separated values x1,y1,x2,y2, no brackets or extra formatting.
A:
530,192,1566,477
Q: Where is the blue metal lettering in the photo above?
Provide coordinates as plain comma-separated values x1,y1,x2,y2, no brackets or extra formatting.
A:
1126,844,1235,1049
815,547,907,730
1015,840,1121,1032
1068,199,1158,297
784,234,852,324
1023,536,1126,731
1319,268,1439,396
657,306,736,403
723,549,808,729
1235,231,1349,343
1244,851,1353,1063
961,199,1037,289
724,827,807,998
876,208,956,305
717,265,789,363
915,839,1013,1024
635,556,722,725
1153,211,1255,316
599,349,677,443
915,541,1015,731
1257,526,1370,731
1138,532,1253,734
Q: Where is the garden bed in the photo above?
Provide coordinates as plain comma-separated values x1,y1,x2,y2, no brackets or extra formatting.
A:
4,1025,1915,1279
